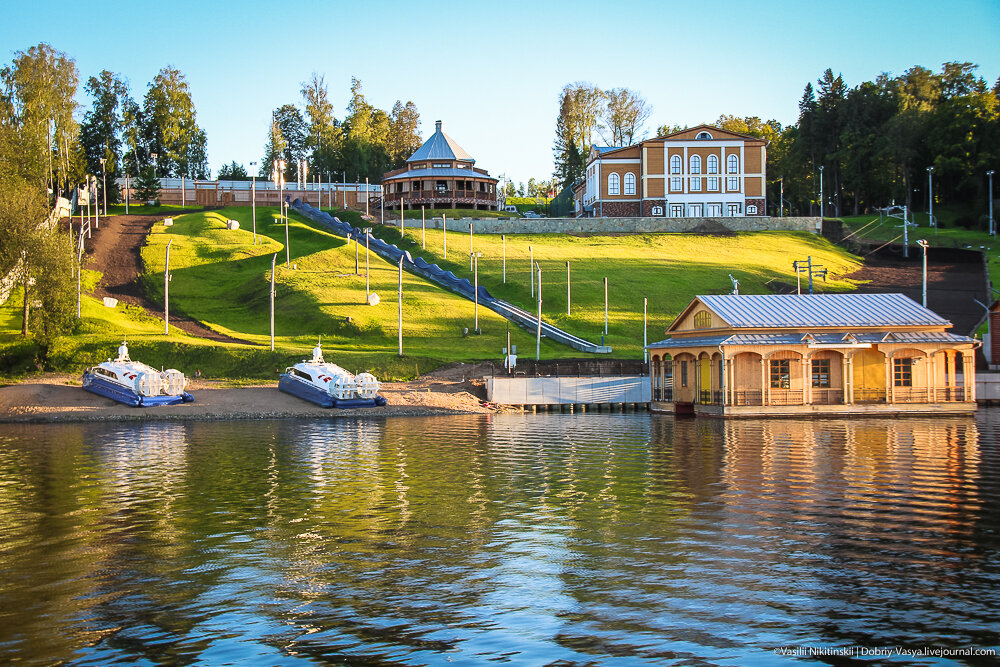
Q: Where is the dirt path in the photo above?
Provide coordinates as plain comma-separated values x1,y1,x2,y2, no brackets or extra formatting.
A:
72,212,250,344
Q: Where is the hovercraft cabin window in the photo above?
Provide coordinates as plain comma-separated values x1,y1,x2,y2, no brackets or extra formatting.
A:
291,368,313,381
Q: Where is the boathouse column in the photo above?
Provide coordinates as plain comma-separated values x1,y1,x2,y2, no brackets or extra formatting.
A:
925,350,934,402
885,353,894,404
802,357,812,405
725,357,733,406
761,357,769,406
964,353,975,401
845,355,854,404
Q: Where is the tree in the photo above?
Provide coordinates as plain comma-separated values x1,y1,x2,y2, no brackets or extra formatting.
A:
260,104,306,183
654,123,687,137
553,82,604,186
0,43,80,193
141,67,208,178
134,166,160,203
340,78,393,181
600,88,652,146
80,70,131,203
300,72,341,175
217,161,248,180
388,100,421,166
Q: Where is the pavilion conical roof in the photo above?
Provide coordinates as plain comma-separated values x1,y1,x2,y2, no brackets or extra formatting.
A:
407,120,473,163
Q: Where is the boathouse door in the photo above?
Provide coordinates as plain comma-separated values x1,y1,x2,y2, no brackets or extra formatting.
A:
852,349,886,403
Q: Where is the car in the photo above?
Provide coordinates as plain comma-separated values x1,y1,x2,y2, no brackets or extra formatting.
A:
501,205,518,213
523,211,542,218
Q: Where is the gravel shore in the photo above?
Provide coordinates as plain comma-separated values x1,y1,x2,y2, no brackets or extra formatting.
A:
0,373,499,423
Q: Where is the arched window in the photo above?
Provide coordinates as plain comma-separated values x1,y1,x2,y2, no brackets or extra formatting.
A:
624,172,636,195
670,155,682,175
689,155,701,174
727,154,739,174
694,311,712,328
707,154,719,174
696,131,713,139
608,172,620,195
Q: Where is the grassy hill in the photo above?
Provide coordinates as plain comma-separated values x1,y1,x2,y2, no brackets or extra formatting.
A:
1,206,864,380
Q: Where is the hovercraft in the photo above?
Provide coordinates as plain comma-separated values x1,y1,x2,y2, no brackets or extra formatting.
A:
278,343,387,408
82,341,194,407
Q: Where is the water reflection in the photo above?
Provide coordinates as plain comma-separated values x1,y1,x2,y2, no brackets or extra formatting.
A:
0,413,997,664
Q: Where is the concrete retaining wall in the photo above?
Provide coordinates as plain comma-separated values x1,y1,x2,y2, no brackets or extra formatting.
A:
409,216,821,235
487,375,651,405
977,372,1000,402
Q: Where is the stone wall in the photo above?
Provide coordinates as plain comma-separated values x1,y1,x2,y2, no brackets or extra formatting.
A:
408,216,822,235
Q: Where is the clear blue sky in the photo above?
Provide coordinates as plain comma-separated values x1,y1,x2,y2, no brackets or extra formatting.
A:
4,0,998,185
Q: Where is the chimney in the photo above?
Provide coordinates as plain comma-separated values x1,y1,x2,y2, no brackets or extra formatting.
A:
435,120,442,133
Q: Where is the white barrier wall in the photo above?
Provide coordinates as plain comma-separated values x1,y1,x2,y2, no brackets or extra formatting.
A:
977,372,1000,401
487,376,651,405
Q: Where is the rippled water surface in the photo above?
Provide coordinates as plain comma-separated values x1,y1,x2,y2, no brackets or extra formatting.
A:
1,413,999,665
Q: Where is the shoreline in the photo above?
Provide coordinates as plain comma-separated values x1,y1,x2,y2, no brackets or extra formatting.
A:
0,374,502,424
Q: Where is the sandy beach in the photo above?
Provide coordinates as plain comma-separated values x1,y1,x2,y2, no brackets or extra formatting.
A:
0,367,500,423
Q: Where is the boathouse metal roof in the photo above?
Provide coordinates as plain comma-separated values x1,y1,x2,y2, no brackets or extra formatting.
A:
382,167,496,181
407,120,474,163
647,330,975,349
691,293,951,330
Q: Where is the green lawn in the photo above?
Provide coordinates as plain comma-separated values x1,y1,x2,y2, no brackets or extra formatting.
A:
2,206,866,380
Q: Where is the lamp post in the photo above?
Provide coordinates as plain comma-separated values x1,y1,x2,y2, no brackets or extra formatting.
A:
989,170,995,237
926,166,935,230
529,245,534,297
502,234,506,283
443,213,448,257
363,227,372,301
643,297,648,363
535,262,542,361
471,251,482,332
604,276,609,335
818,165,824,219
566,260,571,315
99,157,107,216
916,239,929,307
469,222,474,270
421,205,426,249
398,256,404,356
284,200,290,268
250,161,257,245
164,239,172,335
270,253,276,350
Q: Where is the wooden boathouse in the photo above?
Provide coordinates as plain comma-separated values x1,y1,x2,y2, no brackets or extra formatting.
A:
647,293,979,417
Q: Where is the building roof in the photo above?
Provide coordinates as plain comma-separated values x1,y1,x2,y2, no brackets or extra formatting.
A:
407,120,474,163
594,146,621,155
382,167,496,182
669,293,951,332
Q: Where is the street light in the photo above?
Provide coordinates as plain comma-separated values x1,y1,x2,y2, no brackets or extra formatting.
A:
151,152,158,177
250,161,257,245
98,157,107,216
818,165,824,219
363,227,373,301
471,251,482,332
988,170,995,237
916,239,929,307
926,166,935,230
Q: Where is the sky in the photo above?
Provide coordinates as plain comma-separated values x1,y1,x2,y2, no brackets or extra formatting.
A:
3,0,998,185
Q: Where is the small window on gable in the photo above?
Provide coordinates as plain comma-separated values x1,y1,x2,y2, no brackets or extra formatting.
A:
693,311,711,328
608,172,620,195
697,131,713,139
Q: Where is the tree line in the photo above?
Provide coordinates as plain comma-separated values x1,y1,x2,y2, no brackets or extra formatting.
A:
552,63,999,225
221,75,423,186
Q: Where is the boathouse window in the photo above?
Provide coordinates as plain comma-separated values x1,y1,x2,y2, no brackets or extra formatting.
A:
708,154,719,174
693,311,712,328
624,172,636,195
812,359,831,387
770,359,791,389
893,358,913,387
680,361,688,387
670,155,682,174
727,154,739,173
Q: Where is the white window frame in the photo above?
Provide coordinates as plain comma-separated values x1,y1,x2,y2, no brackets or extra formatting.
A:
708,177,719,191
671,203,685,217
651,205,664,216
608,172,620,196
727,176,739,191
624,172,636,195
727,154,739,174
707,154,719,174
690,177,701,191
728,203,742,216
670,177,682,191
670,155,682,175
689,155,701,175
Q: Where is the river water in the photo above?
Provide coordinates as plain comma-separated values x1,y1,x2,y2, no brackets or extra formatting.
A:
1,413,998,665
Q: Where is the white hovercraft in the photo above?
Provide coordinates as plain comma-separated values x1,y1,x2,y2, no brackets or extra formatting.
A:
82,341,194,407
278,342,386,408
